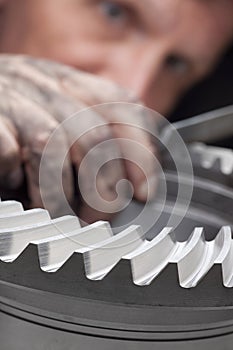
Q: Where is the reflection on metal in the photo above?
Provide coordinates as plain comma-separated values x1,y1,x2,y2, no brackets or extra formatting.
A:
0,141,233,289
0,197,232,289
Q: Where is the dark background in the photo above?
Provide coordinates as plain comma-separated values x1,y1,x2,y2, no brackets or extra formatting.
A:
170,46,233,149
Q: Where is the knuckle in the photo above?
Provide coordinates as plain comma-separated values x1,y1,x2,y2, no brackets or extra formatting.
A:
108,81,138,103
30,122,61,153
80,124,114,151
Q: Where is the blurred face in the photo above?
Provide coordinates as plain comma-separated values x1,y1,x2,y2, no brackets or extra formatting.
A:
0,0,233,114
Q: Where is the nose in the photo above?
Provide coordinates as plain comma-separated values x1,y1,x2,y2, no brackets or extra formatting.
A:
100,42,167,109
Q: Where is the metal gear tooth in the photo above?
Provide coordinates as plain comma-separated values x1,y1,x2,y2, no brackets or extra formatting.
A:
177,226,232,288
210,157,223,172
188,143,204,164
0,198,232,289
139,227,204,286
190,143,233,175
126,227,175,286
222,231,233,288
210,148,233,175
0,200,24,216
193,143,220,170
84,225,144,281
127,226,233,288
0,208,50,230
36,221,113,272
0,210,80,262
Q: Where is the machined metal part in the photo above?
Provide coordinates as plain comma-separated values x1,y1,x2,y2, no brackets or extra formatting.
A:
189,142,233,174
0,197,232,289
0,142,233,350
160,104,233,145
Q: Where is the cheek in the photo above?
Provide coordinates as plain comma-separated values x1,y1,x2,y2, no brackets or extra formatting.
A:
146,73,198,115
36,8,111,71
145,87,179,115
46,40,110,73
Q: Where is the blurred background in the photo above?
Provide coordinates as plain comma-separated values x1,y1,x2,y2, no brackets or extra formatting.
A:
171,46,233,148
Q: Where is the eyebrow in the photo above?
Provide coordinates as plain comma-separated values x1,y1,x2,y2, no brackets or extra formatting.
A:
115,0,177,33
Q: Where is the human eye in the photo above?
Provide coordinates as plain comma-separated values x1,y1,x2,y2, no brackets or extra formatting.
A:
99,1,130,25
165,54,191,75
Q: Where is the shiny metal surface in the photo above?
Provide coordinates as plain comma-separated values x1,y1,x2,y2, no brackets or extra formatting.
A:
0,142,233,350
0,143,232,289
0,201,232,288
161,104,233,145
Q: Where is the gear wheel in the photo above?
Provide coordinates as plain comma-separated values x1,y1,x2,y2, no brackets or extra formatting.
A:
0,144,233,350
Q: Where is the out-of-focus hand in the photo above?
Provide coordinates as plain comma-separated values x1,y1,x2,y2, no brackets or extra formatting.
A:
0,55,158,222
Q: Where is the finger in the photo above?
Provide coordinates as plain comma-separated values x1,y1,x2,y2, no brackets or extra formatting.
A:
0,84,73,217
0,115,23,188
0,56,158,213
0,58,98,160
0,54,136,105
66,109,127,223
0,57,129,220
92,103,159,202
77,129,126,223
26,58,160,201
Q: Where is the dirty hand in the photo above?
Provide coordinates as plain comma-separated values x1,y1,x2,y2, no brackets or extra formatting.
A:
0,55,158,222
